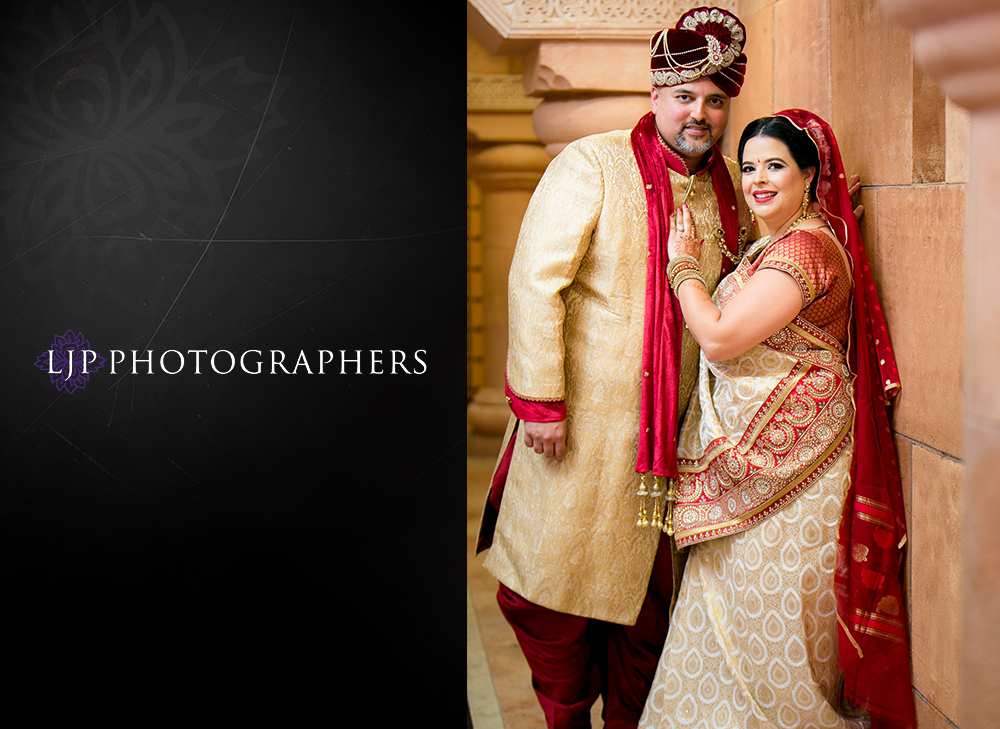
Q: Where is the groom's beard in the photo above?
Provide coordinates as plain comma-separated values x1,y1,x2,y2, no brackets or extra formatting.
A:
675,122,715,156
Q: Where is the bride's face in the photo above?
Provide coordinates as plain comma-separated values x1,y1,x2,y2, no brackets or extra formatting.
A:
740,135,814,230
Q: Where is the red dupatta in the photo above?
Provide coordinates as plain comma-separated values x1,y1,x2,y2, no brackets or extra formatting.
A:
630,111,740,479
776,109,915,728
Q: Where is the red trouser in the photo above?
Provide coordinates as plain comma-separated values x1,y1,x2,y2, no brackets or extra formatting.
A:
496,533,673,729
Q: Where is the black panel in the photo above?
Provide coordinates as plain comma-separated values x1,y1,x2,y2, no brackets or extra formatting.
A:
1,0,466,706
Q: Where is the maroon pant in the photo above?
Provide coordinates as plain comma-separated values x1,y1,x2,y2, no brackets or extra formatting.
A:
496,533,674,729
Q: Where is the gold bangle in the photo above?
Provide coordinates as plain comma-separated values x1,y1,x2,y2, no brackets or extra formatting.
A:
666,255,701,288
671,269,706,296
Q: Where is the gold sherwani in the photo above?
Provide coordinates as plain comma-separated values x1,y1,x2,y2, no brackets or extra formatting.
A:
482,129,752,625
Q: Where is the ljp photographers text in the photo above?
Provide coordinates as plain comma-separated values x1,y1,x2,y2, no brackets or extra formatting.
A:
35,330,427,394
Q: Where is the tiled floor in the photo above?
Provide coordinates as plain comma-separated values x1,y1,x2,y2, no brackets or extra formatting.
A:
467,454,604,729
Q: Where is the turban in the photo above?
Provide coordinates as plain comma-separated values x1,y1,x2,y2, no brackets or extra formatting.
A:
650,7,747,97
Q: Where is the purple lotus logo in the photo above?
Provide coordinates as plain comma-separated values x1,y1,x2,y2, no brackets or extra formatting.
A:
35,330,106,393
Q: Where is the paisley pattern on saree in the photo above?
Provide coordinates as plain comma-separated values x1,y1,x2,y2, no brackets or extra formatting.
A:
671,245,856,549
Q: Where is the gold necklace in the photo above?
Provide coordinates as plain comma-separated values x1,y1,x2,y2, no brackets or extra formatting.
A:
779,210,823,238
712,227,742,266
675,177,743,265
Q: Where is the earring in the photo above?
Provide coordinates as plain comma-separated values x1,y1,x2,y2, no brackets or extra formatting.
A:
800,186,810,216
749,209,756,228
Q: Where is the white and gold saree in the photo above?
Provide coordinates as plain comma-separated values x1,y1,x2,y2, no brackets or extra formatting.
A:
640,230,869,729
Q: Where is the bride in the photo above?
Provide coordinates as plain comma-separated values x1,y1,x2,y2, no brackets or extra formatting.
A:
638,110,915,729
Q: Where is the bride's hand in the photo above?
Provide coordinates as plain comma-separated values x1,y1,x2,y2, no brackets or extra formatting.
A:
668,204,701,261
848,173,865,221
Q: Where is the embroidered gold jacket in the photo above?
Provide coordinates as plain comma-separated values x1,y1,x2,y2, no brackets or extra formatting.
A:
482,129,751,625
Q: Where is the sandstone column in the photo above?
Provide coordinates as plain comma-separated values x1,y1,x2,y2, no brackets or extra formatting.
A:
521,39,654,156
531,93,651,157
467,144,550,455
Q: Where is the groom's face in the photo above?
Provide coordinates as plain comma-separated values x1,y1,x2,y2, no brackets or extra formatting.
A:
651,78,731,166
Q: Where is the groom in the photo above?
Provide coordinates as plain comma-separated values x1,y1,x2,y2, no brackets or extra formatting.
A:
478,7,753,728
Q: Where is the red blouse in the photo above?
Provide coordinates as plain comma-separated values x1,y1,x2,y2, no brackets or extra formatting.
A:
752,228,852,345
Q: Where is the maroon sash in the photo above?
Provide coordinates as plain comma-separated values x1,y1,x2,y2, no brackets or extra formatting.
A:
630,111,740,479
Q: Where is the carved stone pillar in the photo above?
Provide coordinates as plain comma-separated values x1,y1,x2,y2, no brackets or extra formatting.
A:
532,94,652,157
521,38,655,155
879,1,1000,724
467,143,550,455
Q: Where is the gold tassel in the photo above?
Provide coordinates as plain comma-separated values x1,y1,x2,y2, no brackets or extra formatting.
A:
636,473,649,527
650,476,663,529
662,478,676,536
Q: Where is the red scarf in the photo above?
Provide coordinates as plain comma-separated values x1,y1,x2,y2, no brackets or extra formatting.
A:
630,111,740,479
776,110,915,728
